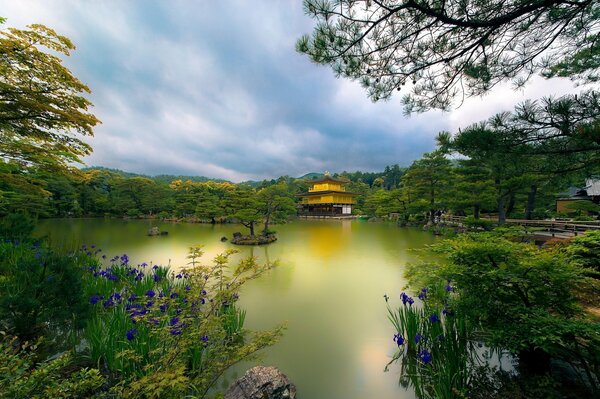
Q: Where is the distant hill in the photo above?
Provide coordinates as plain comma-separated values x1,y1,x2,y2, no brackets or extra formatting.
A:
151,174,229,184
81,166,144,178
82,167,229,184
296,172,323,180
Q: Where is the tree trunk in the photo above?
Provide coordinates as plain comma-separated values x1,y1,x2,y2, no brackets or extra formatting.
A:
506,192,516,216
430,187,436,224
249,222,255,237
473,203,480,219
495,178,506,225
524,184,537,220
263,214,271,235
497,195,506,225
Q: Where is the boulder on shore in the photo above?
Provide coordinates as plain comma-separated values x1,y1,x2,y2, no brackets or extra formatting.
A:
220,236,228,242
224,366,296,399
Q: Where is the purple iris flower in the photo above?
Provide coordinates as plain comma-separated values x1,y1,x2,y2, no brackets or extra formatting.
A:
419,349,432,364
414,333,423,344
126,328,138,341
89,295,101,305
393,333,405,346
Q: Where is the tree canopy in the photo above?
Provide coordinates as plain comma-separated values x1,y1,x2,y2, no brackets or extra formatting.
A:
297,0,599,112
0,22,100,171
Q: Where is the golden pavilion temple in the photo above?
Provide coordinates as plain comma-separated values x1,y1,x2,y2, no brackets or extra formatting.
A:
297,173,357,217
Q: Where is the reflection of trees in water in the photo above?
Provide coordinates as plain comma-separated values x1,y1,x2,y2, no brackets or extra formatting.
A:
247,244,294,294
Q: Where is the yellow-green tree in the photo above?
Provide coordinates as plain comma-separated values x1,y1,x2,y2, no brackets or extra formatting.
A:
0,20,99,216
0,21,100,170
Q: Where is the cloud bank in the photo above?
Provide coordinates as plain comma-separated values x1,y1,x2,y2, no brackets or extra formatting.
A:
0,0,583,181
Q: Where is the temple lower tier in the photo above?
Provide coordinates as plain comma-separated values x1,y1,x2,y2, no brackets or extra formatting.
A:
298,203,352,216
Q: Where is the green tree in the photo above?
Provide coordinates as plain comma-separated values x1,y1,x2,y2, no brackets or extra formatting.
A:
230,189,262,236
446,126,535,224
195,191,222,223
487,91,600,172
257,183,296,234
297,0,599,112
450,159,496,219
403,151,453,224
0,162,49,217
0,22,100,170
110,177,157,216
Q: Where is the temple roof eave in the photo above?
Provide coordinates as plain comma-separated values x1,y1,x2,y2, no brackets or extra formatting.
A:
305,175,350,184
296,190,358,197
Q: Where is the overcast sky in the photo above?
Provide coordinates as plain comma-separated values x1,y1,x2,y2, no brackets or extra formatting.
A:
1,0,584,181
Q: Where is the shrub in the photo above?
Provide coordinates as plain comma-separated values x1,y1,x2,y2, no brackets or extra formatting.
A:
0,332,104,399
125,208,141,218
573,215,595,222
0,213,36,240
462,216,495,231
0,242,91,342
404,234,600,395
567,230,600,274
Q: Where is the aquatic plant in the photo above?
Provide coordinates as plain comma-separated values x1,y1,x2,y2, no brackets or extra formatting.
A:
386,284,484,399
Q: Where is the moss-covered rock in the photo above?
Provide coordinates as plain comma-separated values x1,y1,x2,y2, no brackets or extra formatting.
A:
231,234,277,245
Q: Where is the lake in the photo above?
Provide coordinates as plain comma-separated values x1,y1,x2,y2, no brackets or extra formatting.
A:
36,218,438,399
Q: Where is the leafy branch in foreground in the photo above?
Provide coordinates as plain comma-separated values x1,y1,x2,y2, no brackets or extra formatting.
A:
297,0,599,112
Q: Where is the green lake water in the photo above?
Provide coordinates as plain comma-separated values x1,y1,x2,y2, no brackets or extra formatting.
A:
36,218,437,399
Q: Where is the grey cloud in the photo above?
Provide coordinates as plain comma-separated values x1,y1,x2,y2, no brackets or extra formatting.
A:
0,0,583,181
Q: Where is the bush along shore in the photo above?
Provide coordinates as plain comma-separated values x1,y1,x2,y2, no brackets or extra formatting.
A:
0,234,284,399
386,229,600,399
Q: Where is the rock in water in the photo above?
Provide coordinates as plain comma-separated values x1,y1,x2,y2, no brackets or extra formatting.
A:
224,366,296,399
148,227,168,236
221,236,228,242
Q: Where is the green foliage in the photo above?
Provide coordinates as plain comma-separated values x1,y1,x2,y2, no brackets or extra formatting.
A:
0,213,36,240
544,33,600,83
566,200,600,216
0,23,99,173
257,183,296,233
567,230,600,273
0,241,91,341
403,151,453,223
0,333,104,399
462,216,495,231
405,233,600,395
82,246,284,398
386,286,483,399
298,0,599,112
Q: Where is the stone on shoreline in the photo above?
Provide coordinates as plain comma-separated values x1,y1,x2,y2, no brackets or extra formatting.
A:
224,366,296,399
